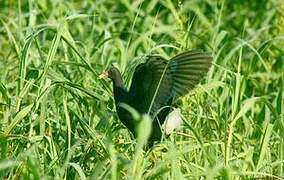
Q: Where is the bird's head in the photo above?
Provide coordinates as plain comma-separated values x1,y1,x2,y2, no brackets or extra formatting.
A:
98,64,123,85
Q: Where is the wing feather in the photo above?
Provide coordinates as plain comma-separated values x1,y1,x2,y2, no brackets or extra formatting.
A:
128,50,212,117
170,50,212,98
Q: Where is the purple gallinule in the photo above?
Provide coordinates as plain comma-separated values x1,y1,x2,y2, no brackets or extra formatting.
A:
99,50,212,146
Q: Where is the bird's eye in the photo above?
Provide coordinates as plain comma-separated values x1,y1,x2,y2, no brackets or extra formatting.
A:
109,68,116,75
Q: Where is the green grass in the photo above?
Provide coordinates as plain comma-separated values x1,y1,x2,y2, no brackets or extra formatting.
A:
0,0,283,179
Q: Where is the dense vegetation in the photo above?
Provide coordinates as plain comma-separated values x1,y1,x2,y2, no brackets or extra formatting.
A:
0,0,283,179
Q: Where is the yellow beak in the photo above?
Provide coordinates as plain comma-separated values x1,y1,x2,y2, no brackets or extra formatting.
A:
98,71,109,79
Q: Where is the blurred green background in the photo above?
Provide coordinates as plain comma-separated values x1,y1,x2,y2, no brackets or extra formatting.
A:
0,0,283,179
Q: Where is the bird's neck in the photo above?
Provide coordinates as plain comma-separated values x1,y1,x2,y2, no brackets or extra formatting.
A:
112,81,128,103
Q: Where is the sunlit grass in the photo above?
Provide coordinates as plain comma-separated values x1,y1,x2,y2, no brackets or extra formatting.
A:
0,0,283,179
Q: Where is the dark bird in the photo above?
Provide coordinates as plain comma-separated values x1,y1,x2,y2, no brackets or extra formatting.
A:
99,50,212,147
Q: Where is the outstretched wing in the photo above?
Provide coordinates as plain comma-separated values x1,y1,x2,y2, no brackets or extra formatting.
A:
128,50,212,117
169,50,212,99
